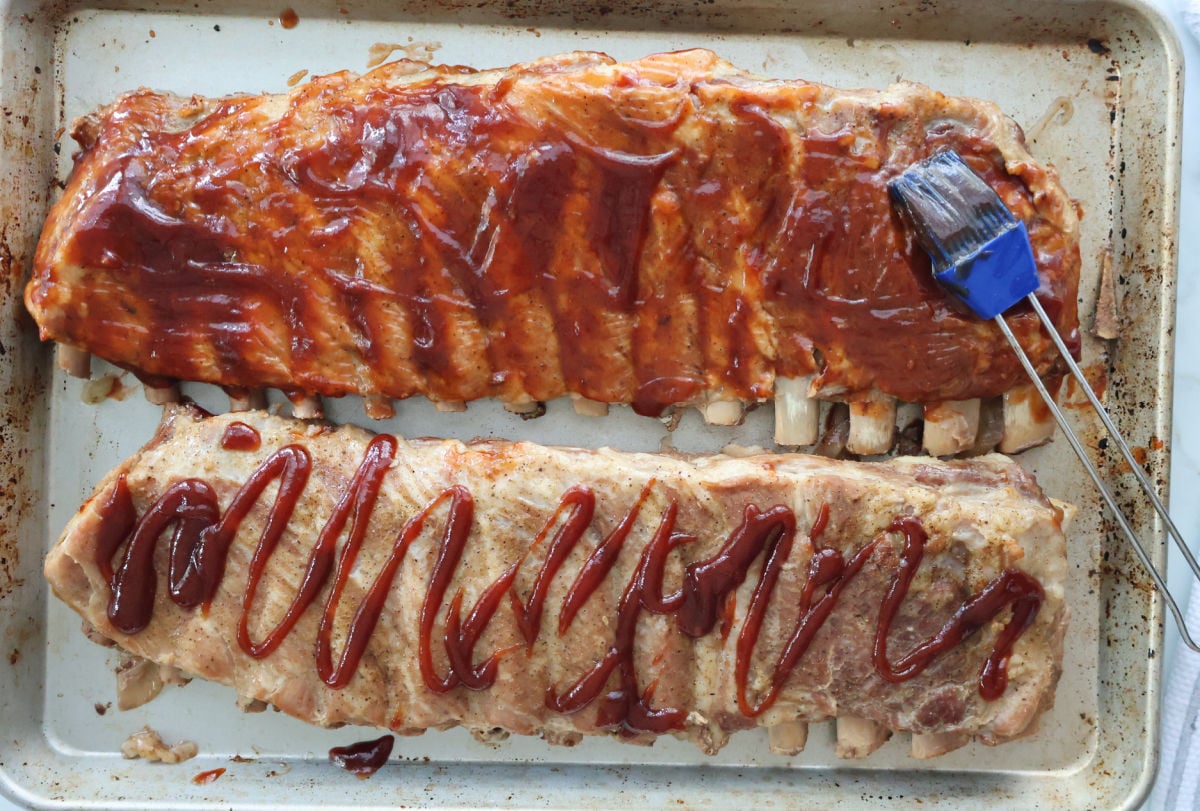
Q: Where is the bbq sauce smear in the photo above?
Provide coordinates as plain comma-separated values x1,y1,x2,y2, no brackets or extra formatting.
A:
96,433,1044,735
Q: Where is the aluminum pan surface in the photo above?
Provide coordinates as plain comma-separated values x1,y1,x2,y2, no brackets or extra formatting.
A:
0,0,1180,807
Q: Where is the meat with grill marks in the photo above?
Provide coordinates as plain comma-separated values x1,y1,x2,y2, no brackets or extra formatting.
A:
25,49,1080,449
44,406,1069,756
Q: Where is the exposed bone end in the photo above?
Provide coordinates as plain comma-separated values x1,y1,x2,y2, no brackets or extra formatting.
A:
226,388,268,413
81,374,123,405
571,395,610,417
290,394,324,420
922,399,981,457
57,343,92,378
999,384,1056,454
911,731,970,759
231,390,267,412
363,393,396,420
846,393,896,455
686,711,730,755
434,400,467,413
703,399,744,426
774,376,819,446
236,695,268,714
835,716,892,759
115,651,190,711
143,382,180,405
767,721,809,755
721,443,770,459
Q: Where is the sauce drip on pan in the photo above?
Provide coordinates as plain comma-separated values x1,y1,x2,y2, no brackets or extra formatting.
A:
95,433,1043,734
192,767,225,785
328,734,393,778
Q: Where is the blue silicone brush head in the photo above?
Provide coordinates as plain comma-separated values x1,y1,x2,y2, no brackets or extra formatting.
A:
888,151,1040,319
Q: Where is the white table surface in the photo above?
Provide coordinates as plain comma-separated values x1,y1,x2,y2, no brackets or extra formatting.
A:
1,1,1195,808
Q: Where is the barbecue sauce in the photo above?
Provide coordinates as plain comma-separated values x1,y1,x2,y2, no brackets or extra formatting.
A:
192,767,225,785
220,421,261,451
873,516,1044,701
94,431,1045,734
41,51,1079,409
328,735,393,778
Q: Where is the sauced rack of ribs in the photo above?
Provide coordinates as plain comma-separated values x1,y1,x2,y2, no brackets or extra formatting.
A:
25,49,1081,456
45,405,1069,758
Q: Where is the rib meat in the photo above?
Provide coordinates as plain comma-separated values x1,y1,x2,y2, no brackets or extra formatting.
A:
45,406,1069,754
26,49,1080,413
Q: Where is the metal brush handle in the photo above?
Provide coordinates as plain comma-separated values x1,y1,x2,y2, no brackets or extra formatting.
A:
994,294,1200,652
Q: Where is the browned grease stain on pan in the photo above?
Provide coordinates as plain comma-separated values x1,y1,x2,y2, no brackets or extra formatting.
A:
0,222,48,600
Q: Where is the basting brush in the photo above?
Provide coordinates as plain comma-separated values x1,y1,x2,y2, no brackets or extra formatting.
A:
889,150,1200,651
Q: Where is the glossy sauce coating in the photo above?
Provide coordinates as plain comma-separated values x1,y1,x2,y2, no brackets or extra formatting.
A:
328,735,393,778
94,431,1043,735
29,51,1080,408
220,421,261,451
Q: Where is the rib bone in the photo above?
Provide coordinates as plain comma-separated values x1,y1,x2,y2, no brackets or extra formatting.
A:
767,720,809,755
291,394,324,420
999,383,1057,453
363,393,396,420
922,399,981,457
846,392,896,455
835,716,892,758
774,376,819,446
227,389,267,412
143,382,180,405
703,399,744,426
434,400,467,413
911,731,970,758
57,343,92,378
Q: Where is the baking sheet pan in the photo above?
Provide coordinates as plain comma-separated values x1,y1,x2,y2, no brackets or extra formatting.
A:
0,0,1182,807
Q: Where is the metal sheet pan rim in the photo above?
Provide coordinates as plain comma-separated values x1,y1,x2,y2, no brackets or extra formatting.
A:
0,0,1182,807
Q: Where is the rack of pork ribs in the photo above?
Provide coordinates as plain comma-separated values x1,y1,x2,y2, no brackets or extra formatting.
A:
31,49,1078,758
